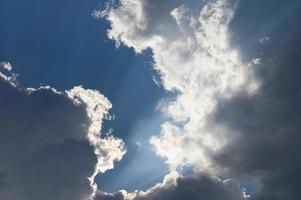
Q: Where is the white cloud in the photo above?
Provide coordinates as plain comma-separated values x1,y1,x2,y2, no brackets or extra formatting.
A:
0,62,18,86
101,1,301,199
0,62,12,71
96,0,261,199
102,0,259,174
67,86,126,199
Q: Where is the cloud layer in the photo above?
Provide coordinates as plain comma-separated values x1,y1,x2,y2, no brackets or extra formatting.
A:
0,66,125,200
95,172,245,200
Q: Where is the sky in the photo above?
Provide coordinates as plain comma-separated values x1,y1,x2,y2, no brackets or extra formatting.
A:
0,0,301,200
0,0,168,192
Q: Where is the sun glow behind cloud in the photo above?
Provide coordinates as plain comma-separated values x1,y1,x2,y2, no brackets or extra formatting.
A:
92,0,262,199
101,0,259,174
97,113,169,193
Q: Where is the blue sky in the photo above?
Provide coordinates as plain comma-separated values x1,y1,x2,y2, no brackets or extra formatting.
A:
0,0,168,192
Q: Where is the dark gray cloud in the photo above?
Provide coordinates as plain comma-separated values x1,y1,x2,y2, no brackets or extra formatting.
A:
0,69,125,200
0,75,96,200
135,174,244,200
229,0,301,62
212,1,301,199
96,173,245,200
95,192,124,200
9,140,97,200
0,172,6,190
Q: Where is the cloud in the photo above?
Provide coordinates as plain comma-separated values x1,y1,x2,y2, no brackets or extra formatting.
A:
212,1,301,199
95,172,245,200
99,0,253,199
0,64,125,200
0,62,12,71
101,0,301,199
1,0,296,199
102,0,258,172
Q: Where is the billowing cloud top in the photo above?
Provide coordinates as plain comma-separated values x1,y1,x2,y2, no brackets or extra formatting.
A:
101,0,260,173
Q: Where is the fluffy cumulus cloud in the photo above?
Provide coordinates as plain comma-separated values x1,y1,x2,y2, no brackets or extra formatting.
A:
0,65,125,200
98,0,251,199
100,0,301,199
101,0,259,172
